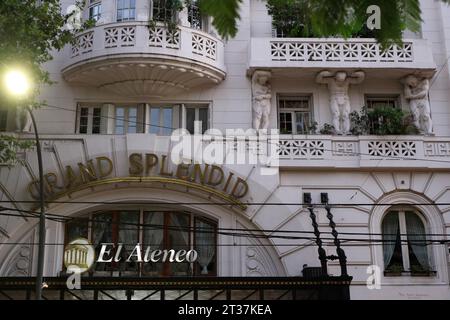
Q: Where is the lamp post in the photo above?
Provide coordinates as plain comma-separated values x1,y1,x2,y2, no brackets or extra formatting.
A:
3,70,46,300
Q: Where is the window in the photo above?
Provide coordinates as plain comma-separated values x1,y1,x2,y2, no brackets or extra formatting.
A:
152,0,176,22
187,0,206,31
89,0,102,21
117,0,135,22
382,210,432,275
365,95,400,110
184,105,208,134
115,106,139,134
148,105,209,135
0,107,8,132
278,96,313,134
65,210,218,276
149,106,177,135
77,106,103,134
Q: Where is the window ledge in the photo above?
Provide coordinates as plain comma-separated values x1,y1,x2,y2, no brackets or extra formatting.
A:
384,271,437,277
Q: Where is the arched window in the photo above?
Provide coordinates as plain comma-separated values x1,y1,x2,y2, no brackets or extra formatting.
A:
382,209,431,275
65,210,217,277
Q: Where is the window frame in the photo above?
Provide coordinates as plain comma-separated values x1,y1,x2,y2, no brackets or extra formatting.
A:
150,0,177,23
64,209,218,277
88,0,102,22
187,0,208,32
116,0,136,22
365,94,401,110
382,208,433,276
182,104,209,134
147,103,210,135
114,105,142,134
76,105,103,134
277,95,313,135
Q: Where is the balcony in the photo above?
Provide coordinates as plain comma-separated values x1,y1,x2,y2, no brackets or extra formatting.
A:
61,22,226,98
273,135,450,169
248,38,436,78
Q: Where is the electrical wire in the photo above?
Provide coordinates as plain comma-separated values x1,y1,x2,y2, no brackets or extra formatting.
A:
22,103,450,164
1,206,449,240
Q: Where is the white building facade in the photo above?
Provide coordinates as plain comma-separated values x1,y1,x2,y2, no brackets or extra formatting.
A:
1,0,450,300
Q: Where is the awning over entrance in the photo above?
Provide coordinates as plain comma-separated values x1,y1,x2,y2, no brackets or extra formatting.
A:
0,276,352,300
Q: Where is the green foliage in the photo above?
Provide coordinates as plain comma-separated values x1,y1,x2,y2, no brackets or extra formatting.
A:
319,123,336,135
149,0,184,33
0,134,34,166
308,121,336,135
0,0,89,109
201,0,450,46
0,0,87,164
267,0,314,37
198,0,242,40
350,106,418,135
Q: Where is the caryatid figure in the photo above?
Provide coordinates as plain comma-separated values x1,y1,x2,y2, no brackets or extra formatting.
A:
252,70,272,130
15,105,33,133
403,75,433,135
316,70,365,135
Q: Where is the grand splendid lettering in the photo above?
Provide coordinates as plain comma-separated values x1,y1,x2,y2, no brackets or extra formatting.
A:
27,153,249,200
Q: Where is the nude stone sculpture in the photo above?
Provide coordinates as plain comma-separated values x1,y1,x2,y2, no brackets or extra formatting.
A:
252,70,272,130
403,75,433,135
316,70,365,135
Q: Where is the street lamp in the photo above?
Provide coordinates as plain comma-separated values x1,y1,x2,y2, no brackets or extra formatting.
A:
3,69,46,300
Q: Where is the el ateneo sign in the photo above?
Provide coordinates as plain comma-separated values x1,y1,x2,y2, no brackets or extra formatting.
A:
27,153,249,203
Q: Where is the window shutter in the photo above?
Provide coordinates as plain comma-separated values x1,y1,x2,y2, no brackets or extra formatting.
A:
172,105,181,131
102,104,114,134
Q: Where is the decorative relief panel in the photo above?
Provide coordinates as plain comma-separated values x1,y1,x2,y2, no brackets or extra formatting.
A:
3,231,34,277
192,33,217,60
424,142,450,157
367,141,417,158
333,141,358,156
277,140,325,159
270,40,413,63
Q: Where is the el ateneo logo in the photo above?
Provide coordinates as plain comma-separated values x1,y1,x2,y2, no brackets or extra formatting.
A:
64,238,96,274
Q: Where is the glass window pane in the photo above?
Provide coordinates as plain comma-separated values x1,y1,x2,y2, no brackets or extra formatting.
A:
92,108,102,134
279,112,292,134
169,212,190,276
129,9,135,19
295,112,309,134
128,107,137,133
115,107,125,134
199,108,208,134
92,213,113,272
117,211,140,272
143,212,165,276
405,212,429,271
186,108,196,134
382,211,403,272
195,219,216,276
65,219,89,243
162,108,173,135
150,108,160,134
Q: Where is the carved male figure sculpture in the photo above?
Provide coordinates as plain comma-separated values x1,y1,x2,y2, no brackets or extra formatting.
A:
15,105,33,133
252,70,272,130
316,70,365,135
403,75,433,135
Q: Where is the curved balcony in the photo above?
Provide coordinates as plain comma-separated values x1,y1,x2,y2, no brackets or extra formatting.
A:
61,22,226,97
